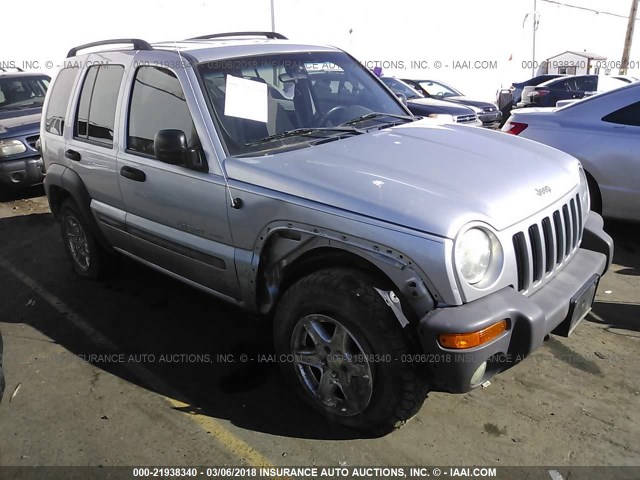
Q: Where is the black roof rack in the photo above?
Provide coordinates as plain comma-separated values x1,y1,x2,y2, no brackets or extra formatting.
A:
189,31,288,41
67,38,153,58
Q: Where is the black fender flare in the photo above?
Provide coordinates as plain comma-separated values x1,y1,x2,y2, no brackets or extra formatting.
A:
44,164,113,252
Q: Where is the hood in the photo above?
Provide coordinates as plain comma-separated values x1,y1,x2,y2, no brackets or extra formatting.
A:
442,96,497,111
0,109,42,139
226,120,580,238
407,97,473,115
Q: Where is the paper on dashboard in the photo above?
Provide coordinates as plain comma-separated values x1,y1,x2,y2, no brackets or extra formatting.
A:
224,75,268,123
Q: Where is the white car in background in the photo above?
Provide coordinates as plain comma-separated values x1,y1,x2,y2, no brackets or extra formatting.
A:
503,81,640,222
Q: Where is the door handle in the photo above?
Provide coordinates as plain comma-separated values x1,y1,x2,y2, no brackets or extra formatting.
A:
120,166,146,182
65,149,81,161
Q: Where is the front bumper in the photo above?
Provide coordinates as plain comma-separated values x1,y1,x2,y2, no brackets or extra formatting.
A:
0,156,45,188
478,110,502,128
417,212,613,393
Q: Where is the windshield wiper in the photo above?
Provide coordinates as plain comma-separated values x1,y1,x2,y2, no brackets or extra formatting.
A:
341,112,419,128
245,126,364,146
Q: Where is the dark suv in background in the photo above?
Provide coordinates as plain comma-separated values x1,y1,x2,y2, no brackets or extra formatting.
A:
0,70,50,191
402,78,501,128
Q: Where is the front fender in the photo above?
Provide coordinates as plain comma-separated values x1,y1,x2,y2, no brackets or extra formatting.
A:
246,220,437,318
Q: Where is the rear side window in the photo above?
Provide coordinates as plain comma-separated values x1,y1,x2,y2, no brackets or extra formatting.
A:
127,66,199,157
75,65,124,146
576,77,597,91
45,67,79,135
602,101,640,127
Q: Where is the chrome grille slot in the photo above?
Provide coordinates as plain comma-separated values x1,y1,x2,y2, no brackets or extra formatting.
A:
542,217,554,273
512,195,584,292
576,194,583,235
570,197,579,248
528,224,543,283
513,232,529,291
562,204,572,255
553,210,564,265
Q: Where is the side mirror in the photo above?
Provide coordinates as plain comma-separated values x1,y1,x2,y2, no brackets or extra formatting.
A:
153,129,207,172
395,92,408,106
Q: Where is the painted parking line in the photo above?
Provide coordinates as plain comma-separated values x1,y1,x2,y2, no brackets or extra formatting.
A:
0,256,280,472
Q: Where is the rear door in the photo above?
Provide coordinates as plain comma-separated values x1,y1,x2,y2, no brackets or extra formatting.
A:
597,100,640,220
63,54,130,250
117,62,240,300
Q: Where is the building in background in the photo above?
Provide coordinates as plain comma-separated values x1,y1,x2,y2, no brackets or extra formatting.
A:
545,51,607,75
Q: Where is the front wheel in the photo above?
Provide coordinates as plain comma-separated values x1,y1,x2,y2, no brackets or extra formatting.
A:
274,268,428,434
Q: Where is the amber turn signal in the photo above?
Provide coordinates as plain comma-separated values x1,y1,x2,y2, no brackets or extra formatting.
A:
438,320,508,349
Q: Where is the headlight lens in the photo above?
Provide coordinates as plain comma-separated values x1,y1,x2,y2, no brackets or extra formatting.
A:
456,228,493,285
427,113,456,124
0,139,27,158
578,167,590,214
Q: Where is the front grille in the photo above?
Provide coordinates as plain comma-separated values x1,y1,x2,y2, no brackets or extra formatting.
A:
25,135,39,149
455,114,477,124
513,194,583,292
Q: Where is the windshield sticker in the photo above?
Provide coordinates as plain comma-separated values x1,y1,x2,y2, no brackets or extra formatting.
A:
224,75,268,123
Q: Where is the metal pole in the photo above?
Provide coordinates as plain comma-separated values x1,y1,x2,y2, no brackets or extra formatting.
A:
270,0,276,32
620,0,639,75
532,0,537,77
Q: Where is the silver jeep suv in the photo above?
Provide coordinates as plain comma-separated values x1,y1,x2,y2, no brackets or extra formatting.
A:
41,33,613,434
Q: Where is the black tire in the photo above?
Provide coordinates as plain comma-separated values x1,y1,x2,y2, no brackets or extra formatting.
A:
586,172,602,215
273,268,428,435
59,199,115,279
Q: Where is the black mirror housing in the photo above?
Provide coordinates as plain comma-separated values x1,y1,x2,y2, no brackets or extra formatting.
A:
154,129,189,165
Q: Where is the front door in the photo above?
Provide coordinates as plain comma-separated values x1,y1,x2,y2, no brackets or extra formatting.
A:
117,65,240,300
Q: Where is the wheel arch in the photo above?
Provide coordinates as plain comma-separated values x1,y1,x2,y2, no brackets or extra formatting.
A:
253,225,436,324
44,163,113,252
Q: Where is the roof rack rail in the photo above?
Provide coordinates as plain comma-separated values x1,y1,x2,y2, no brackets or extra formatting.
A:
67,38,153,58
0,67,24,72
189,31,288,41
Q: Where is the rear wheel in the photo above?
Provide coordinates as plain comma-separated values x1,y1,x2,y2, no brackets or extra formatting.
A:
274,268,428,434
59,199,115,279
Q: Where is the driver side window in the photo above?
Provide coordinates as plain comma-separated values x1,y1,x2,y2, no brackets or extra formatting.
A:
127,66,201,160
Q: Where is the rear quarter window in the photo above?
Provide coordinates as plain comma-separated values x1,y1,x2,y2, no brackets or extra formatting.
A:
602,101,640,127
45,67,80,136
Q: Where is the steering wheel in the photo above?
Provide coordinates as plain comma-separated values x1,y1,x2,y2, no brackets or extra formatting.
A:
313,106,349,127
314,105,375,127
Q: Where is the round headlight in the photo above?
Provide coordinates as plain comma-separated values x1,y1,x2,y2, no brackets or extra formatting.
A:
456,228,492,285
578,168,590,214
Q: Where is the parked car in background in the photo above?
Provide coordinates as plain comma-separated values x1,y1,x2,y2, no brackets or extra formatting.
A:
497,74,565,125
517,75,627,108
380,77,480,125
611,75,638,84
402,78,501,128
503,81,640,222
0,70,50,191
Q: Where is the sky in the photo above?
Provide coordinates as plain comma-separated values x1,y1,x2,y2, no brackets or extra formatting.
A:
1,0,638,101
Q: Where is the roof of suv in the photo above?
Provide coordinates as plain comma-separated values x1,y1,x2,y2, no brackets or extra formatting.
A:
0,70,50,79
67,33,340,64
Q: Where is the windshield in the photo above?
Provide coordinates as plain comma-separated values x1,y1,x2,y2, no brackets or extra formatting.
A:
379,77,423,100
198,51,409,156
418,80,461,97
0,76,50,111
